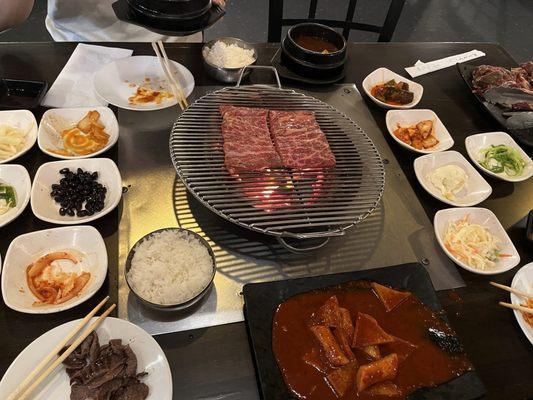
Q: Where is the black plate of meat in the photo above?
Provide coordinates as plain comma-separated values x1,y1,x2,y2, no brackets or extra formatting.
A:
243,263,485,400
457,62,533,147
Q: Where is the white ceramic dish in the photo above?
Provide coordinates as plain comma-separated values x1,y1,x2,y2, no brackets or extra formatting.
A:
434,207,520,275
465,131,533,182
385,109,454,153
1,226,108,314
361,67,423,109
414,151,492,207
510,262,533,345
37,106,119,159
0,110,38,164
0,317,172,399
0,164,31,228
31,158,122,225
93,55,195,111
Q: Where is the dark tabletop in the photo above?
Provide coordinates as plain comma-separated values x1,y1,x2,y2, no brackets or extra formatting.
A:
0,42,532,400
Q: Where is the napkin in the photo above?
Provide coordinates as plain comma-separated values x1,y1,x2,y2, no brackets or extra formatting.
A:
405,49,486,78
41,43,133,108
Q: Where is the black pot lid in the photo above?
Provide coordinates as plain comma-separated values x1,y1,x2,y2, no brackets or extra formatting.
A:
113,0,225,37
271,47,346,85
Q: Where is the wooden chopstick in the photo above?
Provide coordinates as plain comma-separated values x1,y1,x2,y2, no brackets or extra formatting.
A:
15,303,116,400
499,301,533,315
151,42,187,110
157,41,188,108
7,296,110,400
490,281,533,299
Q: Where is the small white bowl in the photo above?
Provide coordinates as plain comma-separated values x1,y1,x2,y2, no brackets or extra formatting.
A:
434,207,520,275
1,226,108,314
465,131,533,182
0,110,38,164
385,109,454,153
414,151,492,207
31,158,122,225
510,262,533,345
361,67,423,109
38,106,119,159
0,164,31,228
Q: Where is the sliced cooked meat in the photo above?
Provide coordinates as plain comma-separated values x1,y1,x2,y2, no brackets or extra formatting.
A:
112,382,149,400
63,332,149,400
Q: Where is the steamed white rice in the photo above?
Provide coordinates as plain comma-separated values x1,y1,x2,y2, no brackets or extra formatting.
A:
127,230,214,305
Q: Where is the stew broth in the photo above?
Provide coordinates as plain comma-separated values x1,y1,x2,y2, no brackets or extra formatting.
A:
295,35,338,53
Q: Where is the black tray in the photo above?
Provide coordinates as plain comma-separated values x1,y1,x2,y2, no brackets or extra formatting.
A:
457,62,533,148
0,78,47,109
243,263,485,400
112,0,225,37
271,47,346,85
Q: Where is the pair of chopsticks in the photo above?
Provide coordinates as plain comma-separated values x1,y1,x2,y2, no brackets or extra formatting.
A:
8,297,115,400
490,281,533,315
151,41,188,111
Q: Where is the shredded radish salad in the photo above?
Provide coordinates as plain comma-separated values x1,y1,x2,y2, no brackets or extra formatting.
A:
443,215,510,270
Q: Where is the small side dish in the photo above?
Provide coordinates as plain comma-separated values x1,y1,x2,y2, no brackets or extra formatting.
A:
0,109,38,163
0,124,30,161
50,167,106,217
47,110,110,157
393,119,439,150
443,214,509,271
0,181,17,215
427,164,468,201
203,40,255,68
478,144,527,177
26,251,90,306
371,79,414,106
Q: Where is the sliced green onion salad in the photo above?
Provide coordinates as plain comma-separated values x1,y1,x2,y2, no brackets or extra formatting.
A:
479,144,527,176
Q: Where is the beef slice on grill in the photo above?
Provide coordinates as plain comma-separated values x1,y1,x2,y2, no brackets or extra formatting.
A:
269,110,336,169
219,105,281,174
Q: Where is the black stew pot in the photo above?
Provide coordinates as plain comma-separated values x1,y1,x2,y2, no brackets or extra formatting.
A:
281,23,347,79
126,0,212,21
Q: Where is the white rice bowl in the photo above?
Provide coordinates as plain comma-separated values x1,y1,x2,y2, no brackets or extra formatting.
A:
127,229,214,305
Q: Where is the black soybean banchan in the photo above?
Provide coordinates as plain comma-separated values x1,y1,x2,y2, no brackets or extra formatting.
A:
50,167,107,217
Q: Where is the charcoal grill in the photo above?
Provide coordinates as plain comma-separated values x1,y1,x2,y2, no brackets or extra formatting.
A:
169,66,385,252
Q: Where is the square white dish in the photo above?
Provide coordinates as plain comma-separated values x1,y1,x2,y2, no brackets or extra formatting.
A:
465,131,532,182
510,262,533,345
0,110,38,164
434,207,520,275
31,158,122,224
0,164,31,228
414,150,492,207
37,106,119,159
361,67,423,109
1,226,108,314
386,109,454,153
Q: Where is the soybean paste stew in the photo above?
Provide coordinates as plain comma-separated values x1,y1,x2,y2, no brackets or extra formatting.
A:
295,35,338,54
272,280,472,399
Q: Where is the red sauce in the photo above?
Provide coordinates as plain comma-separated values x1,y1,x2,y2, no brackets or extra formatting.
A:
272,281,472,400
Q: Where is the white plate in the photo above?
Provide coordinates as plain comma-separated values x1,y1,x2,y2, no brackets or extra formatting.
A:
1,226,108,314
361,67,423,109
93,55,195,111
386,109,454,153
0,317,172,399
0,110,38,164
0,164,31,228
510,262,533,345
414,151,492,207
434,207,520,275
31,158,122,225
38,107,119,159
465,131,533,182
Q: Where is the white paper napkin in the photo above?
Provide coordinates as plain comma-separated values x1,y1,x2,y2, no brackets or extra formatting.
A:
41,43,133,108
405,49,486,78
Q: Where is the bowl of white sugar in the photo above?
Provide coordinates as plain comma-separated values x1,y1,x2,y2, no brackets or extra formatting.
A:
202,37,258,83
